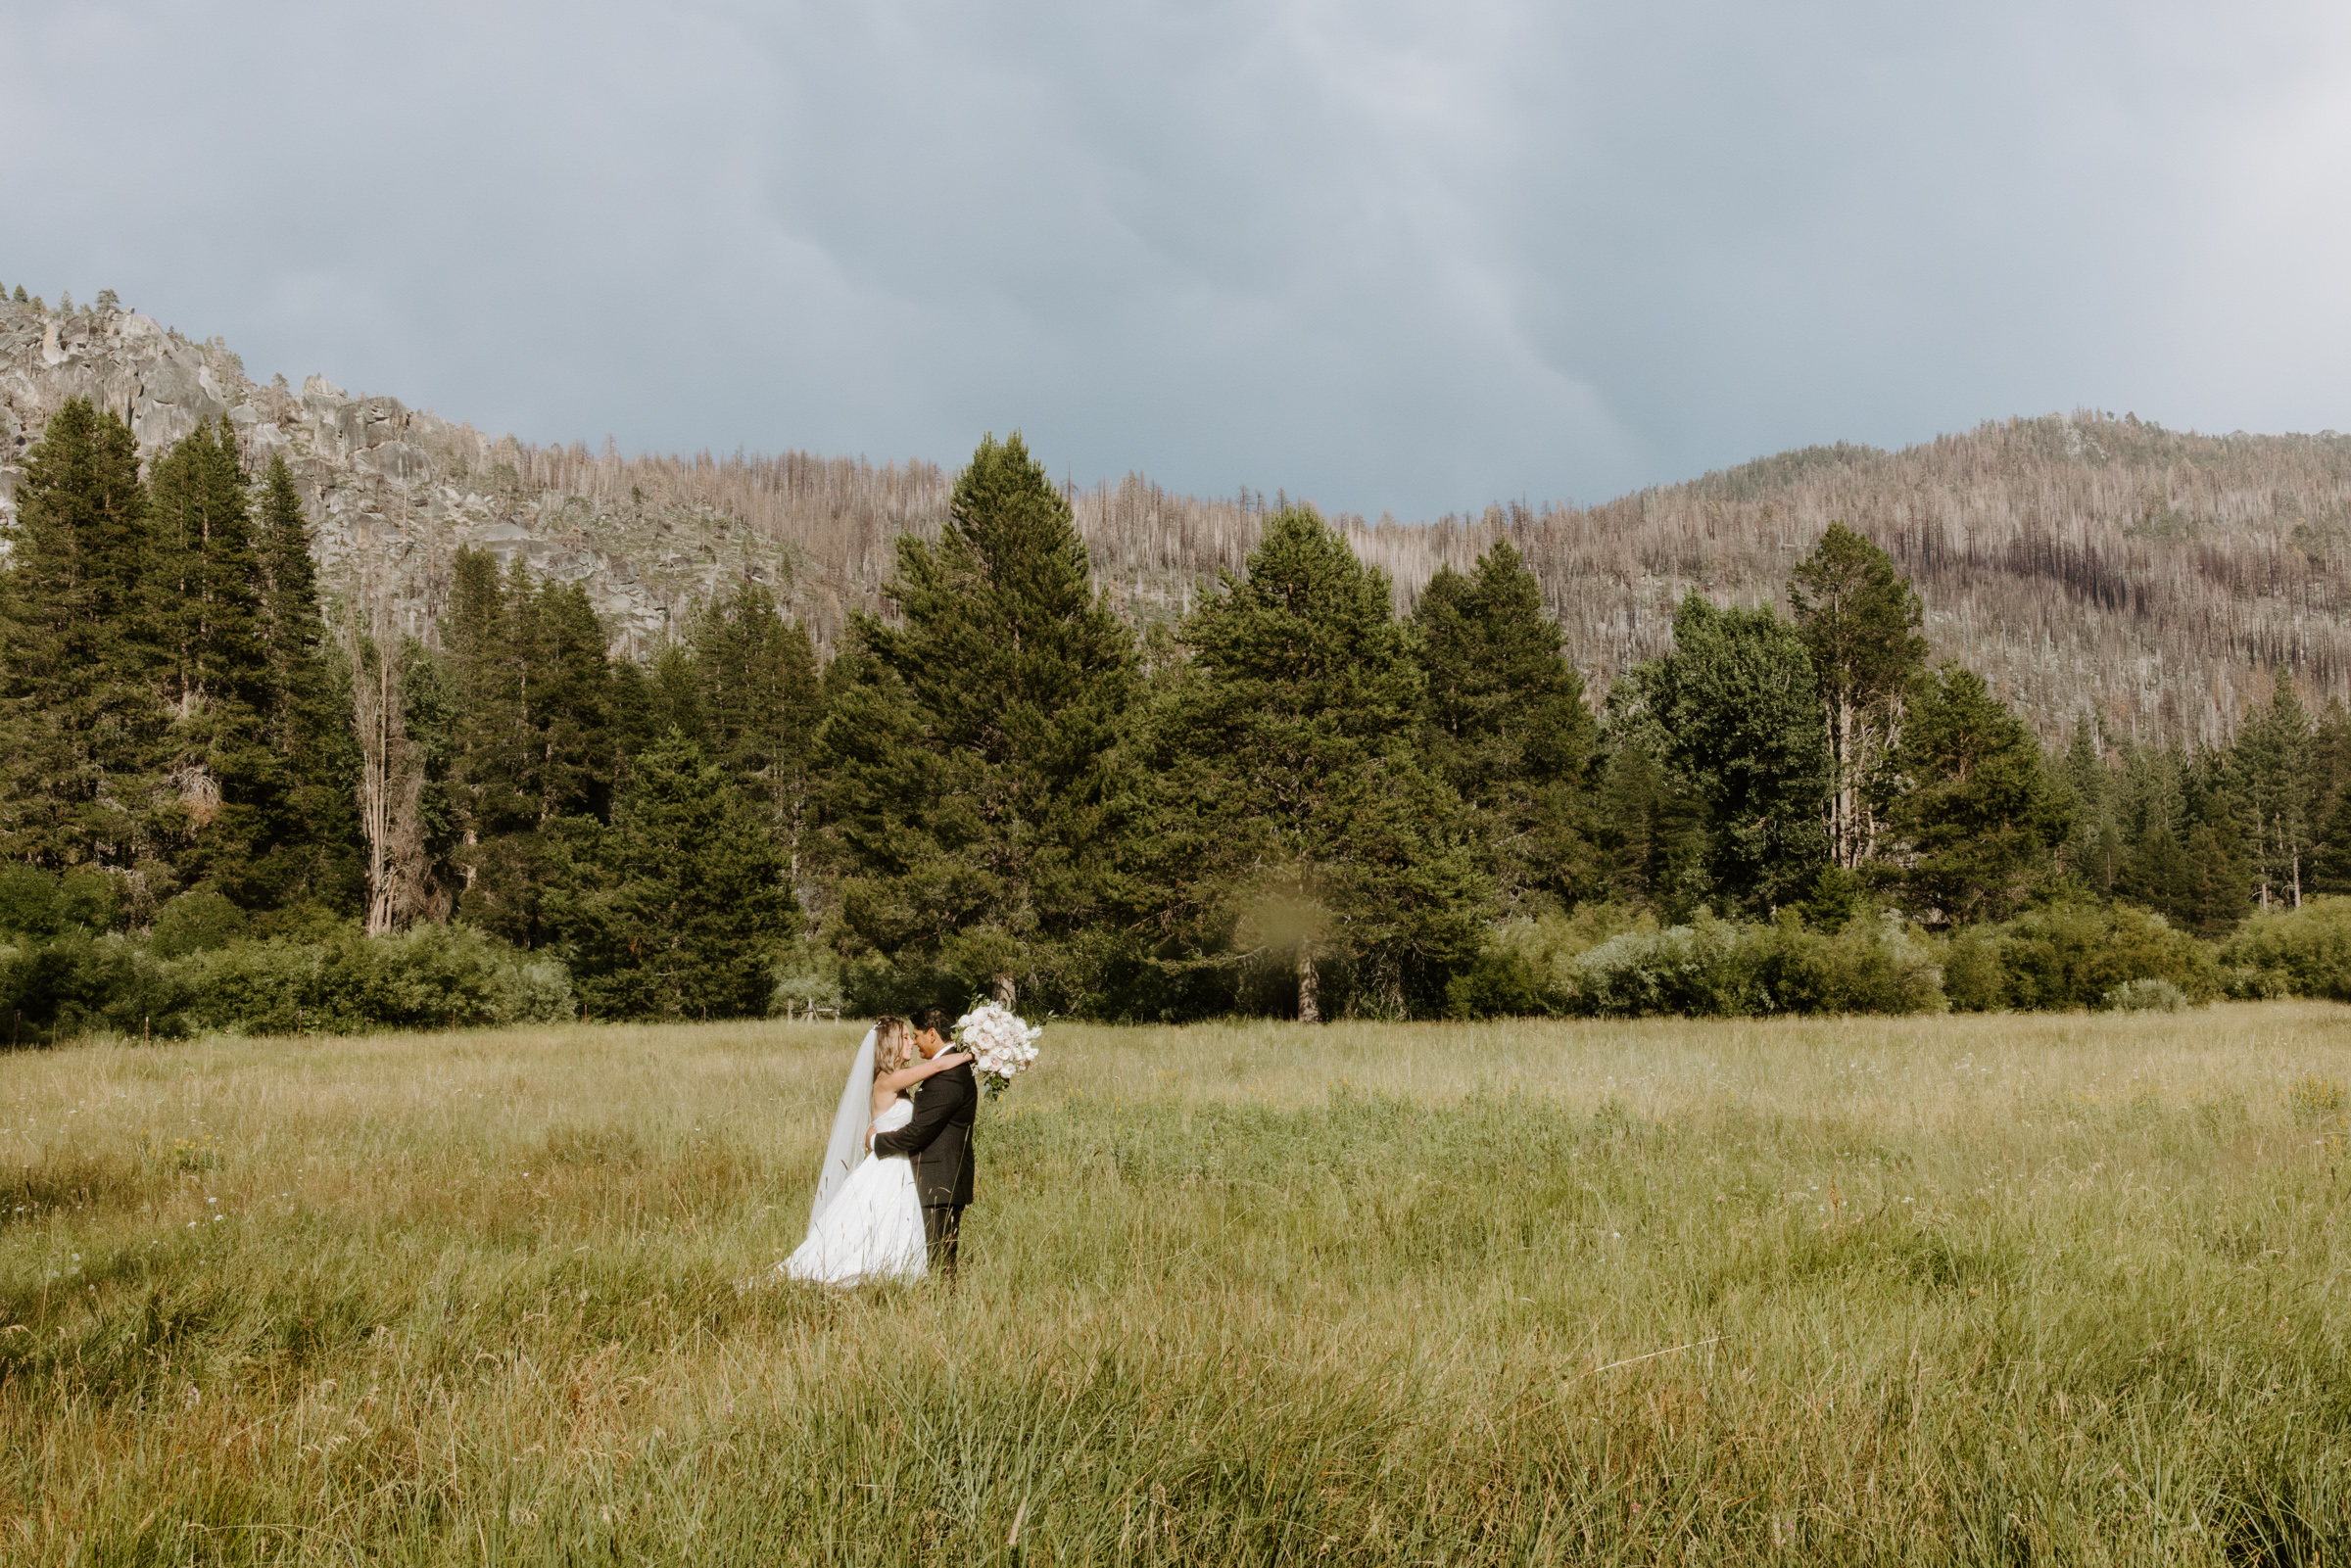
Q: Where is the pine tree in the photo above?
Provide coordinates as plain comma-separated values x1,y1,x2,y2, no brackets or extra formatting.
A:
1591,738,1708,914
0,398,166,887
2232,674,2313,909
2058,714,2115,890
520,578,616,825
246,453,362,911
1788,524,1929,870
1411,541,1598,912
1612,594,1829,915
147,416,277,893
1884,664,2072,924
2179,819,2253,937
566,731,792,1021
685,582,824,880
441,547,519,840
822,433,1134,1006
1130,509,1486,1021
2307,788,2351,895
440,556,615,945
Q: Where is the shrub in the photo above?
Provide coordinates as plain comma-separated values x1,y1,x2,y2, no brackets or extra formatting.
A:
1445,946,1550,1020
0,866,120,938
1950,903,2218,1011
1446,906,1649,1019
1568,916,1756,1018
0,933,194,1039
2218,898,2351,1001
1449,907,1943,1020
1745,916,1945,1016
770,941,845,1017
178,926,576,1035
2102,977,2188,1013
151,887,249,958
1942,926,2007,1012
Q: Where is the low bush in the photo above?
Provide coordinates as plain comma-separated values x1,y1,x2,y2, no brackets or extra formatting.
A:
149,886,249,958
1448,907,1943,1020
770,940,845,1018
2,923,575,1044
0,933,193,1040
179,925,577,1034
2103,977,2188,1013
1944,903,2219,1011
2219,898,2351,1001
0,865,122,938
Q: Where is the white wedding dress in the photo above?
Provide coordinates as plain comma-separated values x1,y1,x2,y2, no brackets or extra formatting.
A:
780,1097,926,1286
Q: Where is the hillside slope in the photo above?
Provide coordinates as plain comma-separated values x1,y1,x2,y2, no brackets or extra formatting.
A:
6,293,2346,743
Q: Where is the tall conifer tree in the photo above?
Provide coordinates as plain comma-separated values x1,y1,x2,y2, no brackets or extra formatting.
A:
1884,665,2071,924
1130,509,1485,1021
1411,540,1599,912
1788,523,1928,870
245,453,362,910
148,416,277,892
0,398,165,886
685,582,824,881
1612,594,1829,915
566,731,792,1021
822,433,1134,1004
2232,675,2313,908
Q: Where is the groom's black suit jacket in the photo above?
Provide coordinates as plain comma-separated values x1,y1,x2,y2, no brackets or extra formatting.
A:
872,1054,976,1209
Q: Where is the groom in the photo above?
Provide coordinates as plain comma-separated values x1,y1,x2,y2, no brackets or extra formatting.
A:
869,1006,975,1282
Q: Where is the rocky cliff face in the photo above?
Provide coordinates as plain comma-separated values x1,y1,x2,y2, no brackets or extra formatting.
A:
0,296,802,654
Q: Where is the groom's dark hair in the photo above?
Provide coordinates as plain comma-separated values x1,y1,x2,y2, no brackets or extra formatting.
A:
913,1007,948,1034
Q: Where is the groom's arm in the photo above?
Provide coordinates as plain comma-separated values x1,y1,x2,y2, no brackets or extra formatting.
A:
871,1073,967,1162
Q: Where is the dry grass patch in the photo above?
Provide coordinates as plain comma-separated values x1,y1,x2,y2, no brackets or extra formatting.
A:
4,1006,2349,1563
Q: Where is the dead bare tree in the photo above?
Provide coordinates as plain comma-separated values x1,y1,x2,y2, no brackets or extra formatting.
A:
347,596,428,937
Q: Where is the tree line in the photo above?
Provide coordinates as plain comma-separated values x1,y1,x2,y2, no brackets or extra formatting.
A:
7,400,2351,1033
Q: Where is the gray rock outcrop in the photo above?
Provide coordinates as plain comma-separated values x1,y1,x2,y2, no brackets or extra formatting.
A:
0,297,801,655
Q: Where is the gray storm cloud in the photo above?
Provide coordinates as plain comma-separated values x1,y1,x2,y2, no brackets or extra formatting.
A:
3,0,2345,515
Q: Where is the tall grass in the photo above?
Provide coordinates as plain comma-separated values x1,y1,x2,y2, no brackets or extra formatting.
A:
4,1007,2349,1563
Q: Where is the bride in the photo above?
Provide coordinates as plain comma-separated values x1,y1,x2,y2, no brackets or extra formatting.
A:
781,1016,972,1286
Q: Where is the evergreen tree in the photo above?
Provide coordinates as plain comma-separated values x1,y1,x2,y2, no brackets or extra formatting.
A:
647,641,704,747
0,398,166,888
1129,509,1486,1021
822,433,1134,1005
2178,817,2254,936
566,732,792,1020
1787,523,1928,869
2058,714,2117,890
520,578,616,824
244,453,362,911
1612,594,1828,915
441,546,519,839
685,582,824,881
148,416,278,893
2122,822,2190,916
1884,665,2071,924
1591,737,1708,914
1411,541,1598,912
441,560,615,945
2307,787,2351,895
2232,675,2313,908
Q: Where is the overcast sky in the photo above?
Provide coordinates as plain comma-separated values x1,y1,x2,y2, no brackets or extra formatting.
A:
6,2,2347,516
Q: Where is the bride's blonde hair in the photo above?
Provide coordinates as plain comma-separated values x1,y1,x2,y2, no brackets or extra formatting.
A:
872,1017,913,1077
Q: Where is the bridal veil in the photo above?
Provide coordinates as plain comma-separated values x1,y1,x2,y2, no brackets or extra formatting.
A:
810,1026,877,1230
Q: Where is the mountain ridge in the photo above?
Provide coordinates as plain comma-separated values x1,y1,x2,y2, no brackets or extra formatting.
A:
5,291,2346,747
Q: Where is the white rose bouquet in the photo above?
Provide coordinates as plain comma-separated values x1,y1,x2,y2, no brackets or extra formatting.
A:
953,1001,1042,1099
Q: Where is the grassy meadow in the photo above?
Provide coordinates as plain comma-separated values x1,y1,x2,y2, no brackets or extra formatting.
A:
4,1006,2350,1565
